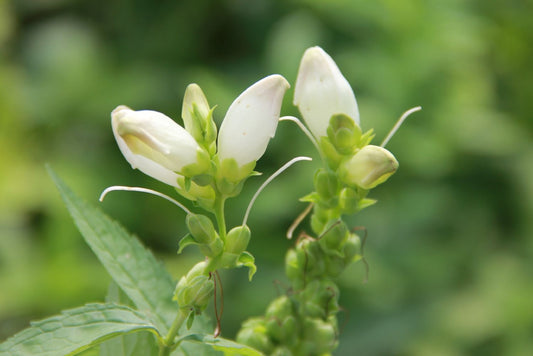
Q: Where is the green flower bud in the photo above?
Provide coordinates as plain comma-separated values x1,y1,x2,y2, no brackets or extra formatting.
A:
265,296,297,345
182,83,217,152
174,261,214,313
301,318,338,355
327,113,362,155
314,169,339,208
299,280,339,319
225,225,251,255
266,295,293,319
339,187,359,214
319,221,348,253
339,145,399,189
297,239,326,280
272,346,293,356
236,318,274,354
285,249,303,285
186,214,217,244
325,254,346,277
343,233,362,264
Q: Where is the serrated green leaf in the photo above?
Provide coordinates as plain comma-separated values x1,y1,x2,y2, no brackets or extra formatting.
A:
100,283,158,356
237,251,257,281
48,168,177,334
0,303,159,356
177,334,263,356
99,331,158,356
178,234,198,254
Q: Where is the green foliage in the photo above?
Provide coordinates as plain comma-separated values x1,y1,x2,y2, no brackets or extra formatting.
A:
177,334,263,356
0,303,160,356
48,167,177,334
2,1,533,355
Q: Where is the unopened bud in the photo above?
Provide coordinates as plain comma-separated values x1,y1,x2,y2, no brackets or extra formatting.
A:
301,318,338,355
182,84,217,150
174,261,214,312
236,318,273,353
186,214,217,244
339,145,398,189
314,169,339,208
225,225,251,255
327,114,361,155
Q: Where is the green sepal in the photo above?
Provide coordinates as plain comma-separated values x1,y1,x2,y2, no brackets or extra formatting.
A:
181,149,212,177
237,251,257,281
178,234,198,254
184,177,192,191
338,187,359,214
300,192,319,203
318,137,342,170
359,128,375,147
216,158,256,197
359,198,377,210
327,113,362,155
186,310,195,330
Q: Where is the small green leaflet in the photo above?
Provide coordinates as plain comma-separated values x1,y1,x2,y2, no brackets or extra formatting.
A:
0,303,159,356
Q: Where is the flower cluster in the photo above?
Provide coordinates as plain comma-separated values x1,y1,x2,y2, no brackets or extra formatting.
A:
235,47,419,356
107,46,418,354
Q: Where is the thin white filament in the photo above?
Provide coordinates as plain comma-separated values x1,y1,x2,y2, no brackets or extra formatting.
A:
380,106,422,148
279,116,320,151
242,156,312,226
99,185,192,215
286,202,314,239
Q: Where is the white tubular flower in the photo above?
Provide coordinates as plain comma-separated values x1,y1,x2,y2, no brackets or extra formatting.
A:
294,46,360,139
111,105,202,187
218,74,290,167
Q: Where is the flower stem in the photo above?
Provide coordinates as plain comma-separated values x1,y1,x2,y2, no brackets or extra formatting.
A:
158,308,189,356
214,196,227,242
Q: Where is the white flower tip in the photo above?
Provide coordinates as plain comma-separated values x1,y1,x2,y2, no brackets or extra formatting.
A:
182,83,210,119
111,105,132,118
218,74,290,166
293,46,359,138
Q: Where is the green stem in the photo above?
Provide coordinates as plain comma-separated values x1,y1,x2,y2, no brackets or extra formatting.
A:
158,308,189,356
214,196,227,242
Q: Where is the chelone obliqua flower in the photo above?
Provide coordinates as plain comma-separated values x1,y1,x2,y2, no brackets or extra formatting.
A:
294,46,400,190
111,74,289,187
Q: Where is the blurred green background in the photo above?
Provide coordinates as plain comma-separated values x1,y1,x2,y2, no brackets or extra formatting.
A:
1,0,532,354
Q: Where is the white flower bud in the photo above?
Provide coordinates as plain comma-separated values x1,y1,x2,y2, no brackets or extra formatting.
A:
294,46,359,139
111,105,201,186
339,145,398,189
218,74,290,167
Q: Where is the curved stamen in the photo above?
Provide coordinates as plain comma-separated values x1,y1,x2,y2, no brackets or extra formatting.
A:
242,156,312,226
99,185,192,214
280,116,320,151
380,106,422,148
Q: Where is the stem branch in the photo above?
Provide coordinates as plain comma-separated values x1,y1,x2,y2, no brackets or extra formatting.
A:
158,308,189,356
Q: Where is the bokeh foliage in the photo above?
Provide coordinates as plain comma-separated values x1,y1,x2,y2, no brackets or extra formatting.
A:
1,0,532,354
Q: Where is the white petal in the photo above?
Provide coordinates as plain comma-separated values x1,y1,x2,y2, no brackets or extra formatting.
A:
294,46,359,138
218,74,289,166
111,106,199,185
